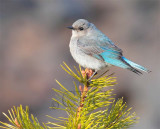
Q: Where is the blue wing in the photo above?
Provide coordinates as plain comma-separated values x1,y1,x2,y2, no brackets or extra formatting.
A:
77,35,149,74
77,35,125,65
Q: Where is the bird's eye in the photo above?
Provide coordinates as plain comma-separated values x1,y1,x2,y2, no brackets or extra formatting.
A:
79,27,84,31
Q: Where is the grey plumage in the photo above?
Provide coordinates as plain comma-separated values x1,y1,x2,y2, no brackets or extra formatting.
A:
68,19,150,74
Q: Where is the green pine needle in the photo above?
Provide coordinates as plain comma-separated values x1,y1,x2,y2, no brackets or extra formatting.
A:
0,62,139,129
0,105,48,129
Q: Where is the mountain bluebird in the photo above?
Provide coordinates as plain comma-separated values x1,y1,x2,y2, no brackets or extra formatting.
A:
67,19,150,76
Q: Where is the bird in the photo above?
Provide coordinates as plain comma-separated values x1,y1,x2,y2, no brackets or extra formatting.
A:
67,19,150,78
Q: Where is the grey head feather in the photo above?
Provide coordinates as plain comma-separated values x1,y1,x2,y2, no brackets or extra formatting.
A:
72,19,90,30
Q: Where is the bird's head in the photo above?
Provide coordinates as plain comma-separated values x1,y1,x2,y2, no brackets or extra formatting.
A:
67,19,95,37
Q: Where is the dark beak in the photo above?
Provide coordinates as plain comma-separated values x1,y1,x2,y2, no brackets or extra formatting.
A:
67,26,74,30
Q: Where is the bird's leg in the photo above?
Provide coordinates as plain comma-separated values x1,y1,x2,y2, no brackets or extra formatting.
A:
88,70,97,80
96,69,109,78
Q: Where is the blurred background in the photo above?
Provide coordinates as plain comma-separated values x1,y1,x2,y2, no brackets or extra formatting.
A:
0,0,159,128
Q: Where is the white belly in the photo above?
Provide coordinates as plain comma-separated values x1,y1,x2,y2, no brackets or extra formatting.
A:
69,42,108,70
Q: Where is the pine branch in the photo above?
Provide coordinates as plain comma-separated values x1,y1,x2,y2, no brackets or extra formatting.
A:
0,62,139,129
76,68,92,129
0,105,48,129
48,62,138,128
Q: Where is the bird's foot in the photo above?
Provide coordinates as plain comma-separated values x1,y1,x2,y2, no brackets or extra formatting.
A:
81,68,97,83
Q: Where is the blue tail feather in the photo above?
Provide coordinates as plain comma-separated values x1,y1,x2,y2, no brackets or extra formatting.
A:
122,57,151,73
99,51,150,74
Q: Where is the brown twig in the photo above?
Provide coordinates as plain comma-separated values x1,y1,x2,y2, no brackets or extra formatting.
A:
77,68,93,129
14,118,21,128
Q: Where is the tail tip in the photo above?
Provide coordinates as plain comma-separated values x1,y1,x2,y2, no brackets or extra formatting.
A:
146,69,152,73
127,67,143,75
